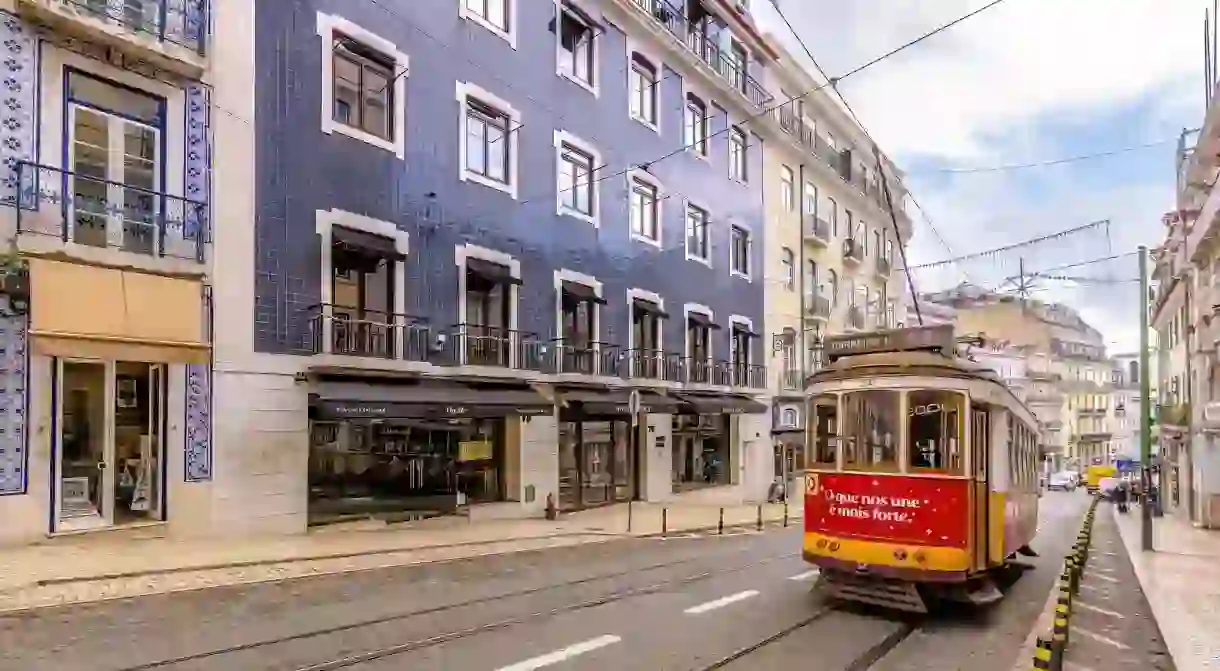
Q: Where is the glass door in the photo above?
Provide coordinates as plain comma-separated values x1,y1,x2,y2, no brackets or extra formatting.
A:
54,360,114,532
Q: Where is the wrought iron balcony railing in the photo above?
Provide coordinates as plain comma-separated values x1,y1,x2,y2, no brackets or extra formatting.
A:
847,305,865,330
805,294,831,320
628,0,771,107
444,324,546,371
546,340,625,377
843,238,863,263
803,214,831,245
781,368,804,391
15,161,208,262
31,0,208,55
625,348,685,381
301,304,432,362
729,361,766,389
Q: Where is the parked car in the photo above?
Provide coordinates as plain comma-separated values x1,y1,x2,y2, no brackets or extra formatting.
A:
1047,472,1077,491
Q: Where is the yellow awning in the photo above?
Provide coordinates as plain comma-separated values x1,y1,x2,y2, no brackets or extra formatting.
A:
28,259,209,365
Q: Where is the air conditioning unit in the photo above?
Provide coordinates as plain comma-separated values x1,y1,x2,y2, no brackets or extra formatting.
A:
1203,402,1220,429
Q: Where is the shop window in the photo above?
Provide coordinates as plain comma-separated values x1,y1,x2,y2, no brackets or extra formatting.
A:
558,420,633,510
841,390,901,472
810,394,837,469
686,310,714,383
908,390,965,474
672,414,729,490
331,226,399,357
559,280,603,373
463,257,520,366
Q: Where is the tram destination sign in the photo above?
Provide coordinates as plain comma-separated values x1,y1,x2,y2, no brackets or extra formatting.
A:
824,324,955,362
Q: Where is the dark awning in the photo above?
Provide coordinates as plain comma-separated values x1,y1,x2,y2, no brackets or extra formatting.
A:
558,389,679,415
632,298,669,319
332,226,405,261
309,381,552,419
467,257,523,285
731,322,761,338
561,281,607,305
687,311,721,329
674,392,768,415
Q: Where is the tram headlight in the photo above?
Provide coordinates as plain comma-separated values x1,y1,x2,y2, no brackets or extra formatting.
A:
828,541,841,552
893,549,909,561
816,539,828,549
913,551,928,564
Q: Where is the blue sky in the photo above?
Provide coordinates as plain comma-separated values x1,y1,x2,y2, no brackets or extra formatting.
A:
753,0,1205,351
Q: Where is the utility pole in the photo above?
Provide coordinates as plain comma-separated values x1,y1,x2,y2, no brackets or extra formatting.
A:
1139,246,1154,551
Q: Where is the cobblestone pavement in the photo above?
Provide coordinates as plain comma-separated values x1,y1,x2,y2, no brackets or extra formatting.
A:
0,492,1087,671
1065,505,1176,670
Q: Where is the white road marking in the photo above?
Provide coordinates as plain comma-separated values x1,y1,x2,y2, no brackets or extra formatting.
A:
1075,600,1126,619
495,635,622,671
788,570,820,581
684,590,760,614
1072,627,1132,650
1079,583,1105,593
1087,572,1119,583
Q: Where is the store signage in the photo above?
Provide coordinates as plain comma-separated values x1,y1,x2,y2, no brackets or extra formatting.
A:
319,401,553,419
824,325,955,362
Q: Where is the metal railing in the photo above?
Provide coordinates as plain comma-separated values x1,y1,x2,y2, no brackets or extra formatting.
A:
781,368,803,391
805,294,830,319
847,305,864,330
686,356,715,384
842,238,863,262
803,214,831,244
303,304,430,361
628,0,771,107
876,256,891,276
625,348,686,381
445,324,546,370
15,161,208,261
729,361,766,389
546,340,625,377
54,0,208,54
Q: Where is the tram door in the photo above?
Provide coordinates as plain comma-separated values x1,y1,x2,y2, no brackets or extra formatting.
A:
970,405,990,570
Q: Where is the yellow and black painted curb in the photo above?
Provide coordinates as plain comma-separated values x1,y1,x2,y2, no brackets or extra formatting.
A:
1031,497,1099,671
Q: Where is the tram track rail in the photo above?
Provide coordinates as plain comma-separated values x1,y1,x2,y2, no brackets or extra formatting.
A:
114,547,798,671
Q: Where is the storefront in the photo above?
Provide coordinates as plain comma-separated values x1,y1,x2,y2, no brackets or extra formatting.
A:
21,259,209,536
307,378,553,523
670,392,766,492
771,397,806,497
556,388,676,511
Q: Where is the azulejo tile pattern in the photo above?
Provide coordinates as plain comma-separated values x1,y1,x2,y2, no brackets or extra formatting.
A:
0,12,36,207
184,84,211,482
184,83,210,245
0,296,28,495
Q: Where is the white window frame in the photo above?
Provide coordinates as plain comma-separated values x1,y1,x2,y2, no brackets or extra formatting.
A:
627,44,662,133
729,315,754,369
456,243,521,366
456,81,521,198
627,287,665,355
460,0,517,49
683,88,710,160
317,12,409,159
780,165,794,212
728,126,748,183
555,3,599,96
683,302,714,366
554,268,603,367
628,168,663,248
729,223,752,281
683,199,712,266
316,208,411,355
781,247,795,290
553,129,601,226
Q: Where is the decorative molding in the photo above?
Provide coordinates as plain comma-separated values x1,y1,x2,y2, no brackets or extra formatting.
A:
0,12,37,206
0,296,27,495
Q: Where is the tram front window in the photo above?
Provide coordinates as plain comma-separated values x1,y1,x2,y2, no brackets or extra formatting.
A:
908,390,965,474
841,391,901,472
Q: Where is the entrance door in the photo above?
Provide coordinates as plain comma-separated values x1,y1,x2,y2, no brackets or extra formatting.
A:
54,360,113,531
970,406,990,570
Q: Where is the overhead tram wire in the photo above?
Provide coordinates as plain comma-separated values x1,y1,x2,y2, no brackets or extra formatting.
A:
906,220,1110,270
910,137,1179,175
770,1,1013,324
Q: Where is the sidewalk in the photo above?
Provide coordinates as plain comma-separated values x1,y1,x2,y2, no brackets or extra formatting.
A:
0,500,799,614
1114,505,1220,670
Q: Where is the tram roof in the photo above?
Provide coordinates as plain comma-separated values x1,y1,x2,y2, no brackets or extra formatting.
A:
806,350,1003,387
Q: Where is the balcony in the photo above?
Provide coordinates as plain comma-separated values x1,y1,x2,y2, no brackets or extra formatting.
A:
302,304,432,362
1026,392,1065,405
780,367,803,391
728,361,767,389
847,305,864,330
545,340,625,378
626,348,686,382
804,294,830,321
1158,403,1190,427
15,161,208,265
627,0,771,108
875,256,891,277
16,0,208,77
1077,408,1107,417
444,324,547,371
842,238,863,265
803,215,831,247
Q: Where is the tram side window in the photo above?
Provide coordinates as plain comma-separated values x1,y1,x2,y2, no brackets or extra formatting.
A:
810,394,838,468
907,390,965,474
841,391,901,472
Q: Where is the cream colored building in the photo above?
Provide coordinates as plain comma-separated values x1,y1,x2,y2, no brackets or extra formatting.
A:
758,41,910,489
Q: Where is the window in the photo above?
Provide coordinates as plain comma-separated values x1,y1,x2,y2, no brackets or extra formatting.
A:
842,390,901,472
908,390,965,474
684,94,709,156
811,394,838,468
730,226,750,277
805,260,818,297
559,281,601,374
66,71,163,256
729,127,748,181
329,227,399,357
884,236,893,264
731,322,752,370
632,299,662,353
873,229,881,260
827,198,837,235
557,8,595,90
728,40,749,93
845,209,855,241
465,0,509,33
780,165,794,211
558,142,595,217
332,36,395,142
630,175,659,243
629,54,658,126
804,183,817,216
686,311,713,382
827,269,838,306
781,248,795,290
464,97,512,185
463,257,519,366
686,204,710,261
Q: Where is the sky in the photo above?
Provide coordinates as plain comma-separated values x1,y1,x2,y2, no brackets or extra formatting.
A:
752,0,1205,352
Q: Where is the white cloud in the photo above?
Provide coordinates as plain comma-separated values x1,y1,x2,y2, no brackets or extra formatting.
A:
754,0,1205,351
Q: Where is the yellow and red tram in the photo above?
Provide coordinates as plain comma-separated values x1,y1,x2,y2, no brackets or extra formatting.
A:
802,325,1040,613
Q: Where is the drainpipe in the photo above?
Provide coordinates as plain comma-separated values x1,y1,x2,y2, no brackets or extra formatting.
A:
798,163,807,380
